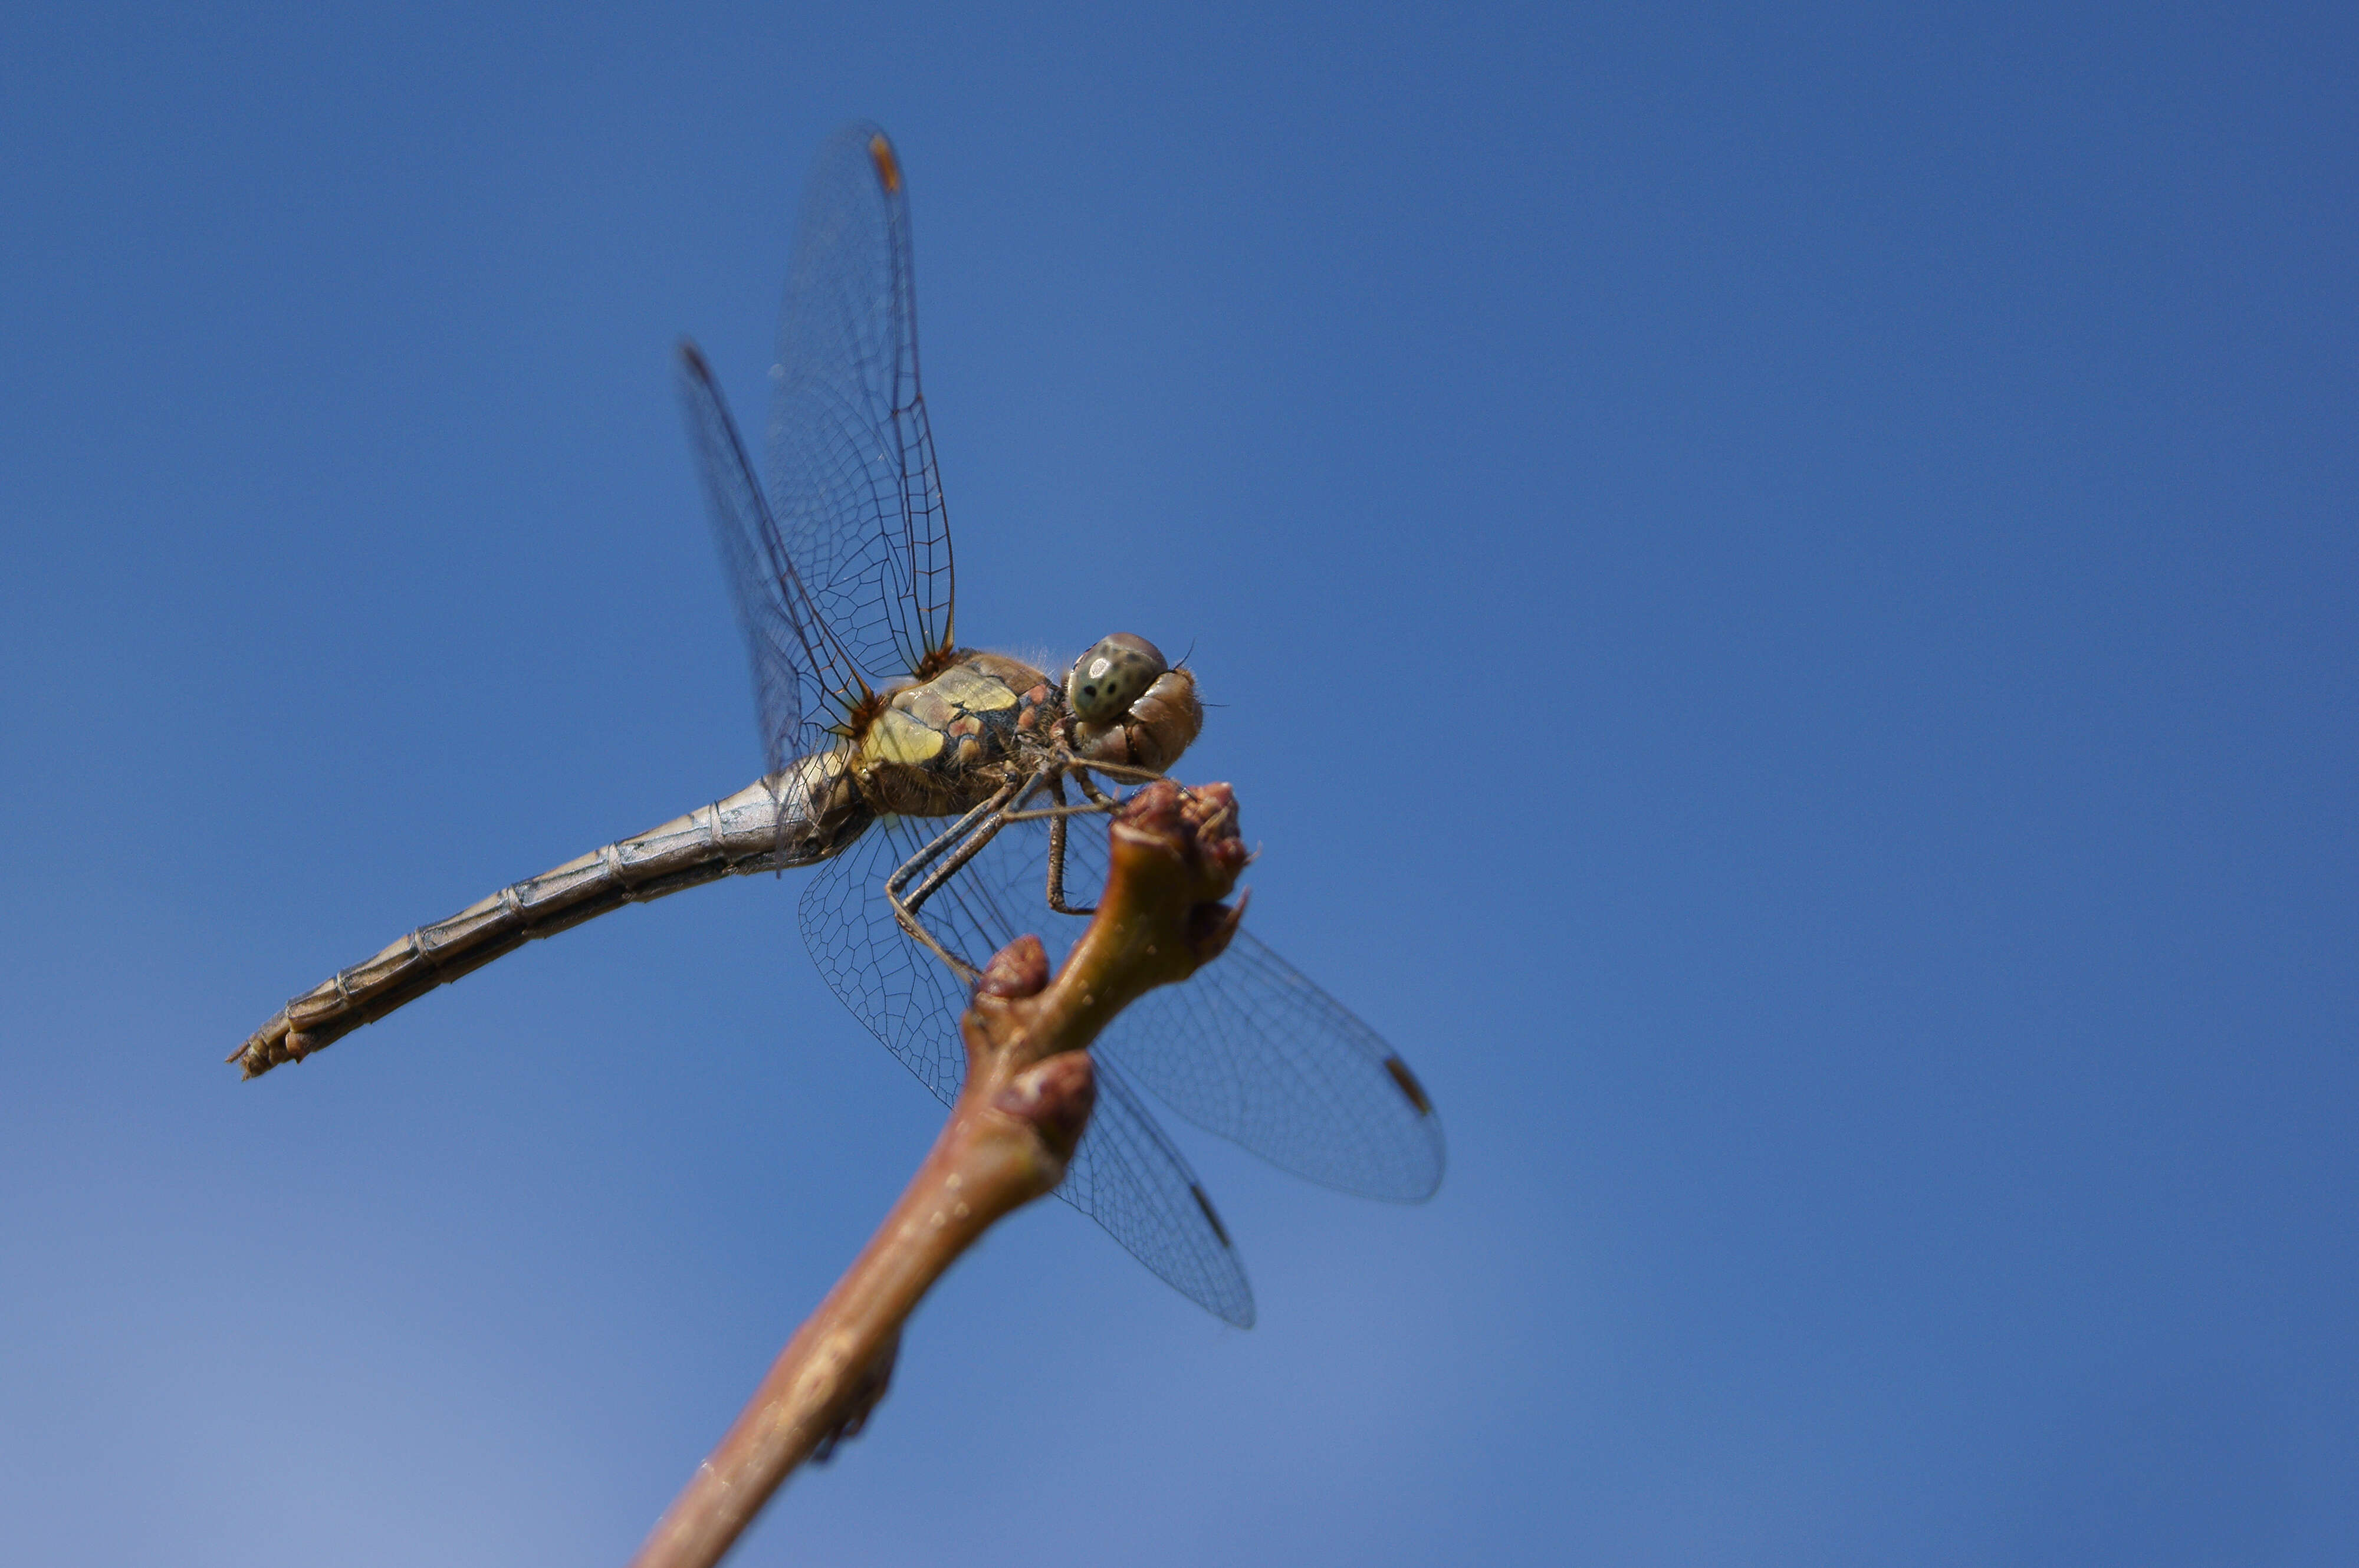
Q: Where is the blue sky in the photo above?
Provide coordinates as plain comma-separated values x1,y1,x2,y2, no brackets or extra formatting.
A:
2,2,2353,1563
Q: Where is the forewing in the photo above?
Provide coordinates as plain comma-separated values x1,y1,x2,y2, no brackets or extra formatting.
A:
678,346,863,778
798,813,1254,1324
768,123,954,719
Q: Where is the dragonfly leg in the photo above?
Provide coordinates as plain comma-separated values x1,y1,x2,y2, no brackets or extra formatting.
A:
896,791,1021,920
1076,757,1167,791
891,789,1011,885
886,782,1021,978
997,759,1129,826
1044,773,1097,917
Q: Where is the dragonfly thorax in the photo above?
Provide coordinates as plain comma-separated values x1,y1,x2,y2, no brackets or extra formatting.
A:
852,650,1060,817
846,640,1203,820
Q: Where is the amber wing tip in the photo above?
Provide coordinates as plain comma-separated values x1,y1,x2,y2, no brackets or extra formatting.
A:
868,133,901,193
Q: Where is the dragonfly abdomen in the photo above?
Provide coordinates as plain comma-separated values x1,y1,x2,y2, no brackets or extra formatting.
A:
231,758,868,1078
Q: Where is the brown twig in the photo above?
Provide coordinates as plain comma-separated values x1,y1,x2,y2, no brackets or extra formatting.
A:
623,780,1249,1568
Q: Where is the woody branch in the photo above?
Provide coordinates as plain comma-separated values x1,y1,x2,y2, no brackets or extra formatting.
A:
624,780,1249,1568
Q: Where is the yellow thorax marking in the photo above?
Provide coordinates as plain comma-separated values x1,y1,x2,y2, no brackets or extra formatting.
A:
866,707,944,765
861,663,1017,768
928,664,1017,712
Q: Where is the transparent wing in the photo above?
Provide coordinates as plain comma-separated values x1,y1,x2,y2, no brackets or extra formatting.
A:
686,121,953,777
1063,1058,1256,1327
678,345,865,778
799,813,1253,1325
1050,811,1447,1200
797,816,973,1107
767,123,953,719
1103,933,1445,1201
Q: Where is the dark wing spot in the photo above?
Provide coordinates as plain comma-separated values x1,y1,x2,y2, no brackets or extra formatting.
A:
1384,1056,1435,1115
1190,1182,1234,1249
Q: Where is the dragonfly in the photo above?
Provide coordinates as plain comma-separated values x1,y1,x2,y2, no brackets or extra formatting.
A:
231,122,1443,1326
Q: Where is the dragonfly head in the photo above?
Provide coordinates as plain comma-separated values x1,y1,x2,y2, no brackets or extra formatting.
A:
1065,633,1165,722
1067,633,1201,773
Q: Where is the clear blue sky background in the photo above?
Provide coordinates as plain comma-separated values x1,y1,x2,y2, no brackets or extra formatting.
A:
3,3,2353,1563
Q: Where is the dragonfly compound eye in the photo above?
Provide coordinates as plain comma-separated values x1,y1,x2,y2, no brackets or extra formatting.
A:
1065,633,1169,723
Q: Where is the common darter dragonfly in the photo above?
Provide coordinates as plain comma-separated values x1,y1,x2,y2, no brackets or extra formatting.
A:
232,123,1443,1326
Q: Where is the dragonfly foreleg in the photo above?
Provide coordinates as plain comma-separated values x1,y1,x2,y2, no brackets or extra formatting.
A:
1074,757,1167,792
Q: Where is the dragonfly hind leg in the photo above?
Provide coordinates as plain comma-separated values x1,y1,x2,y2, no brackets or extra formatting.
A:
883,758,1216,987
885,783,1020,979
